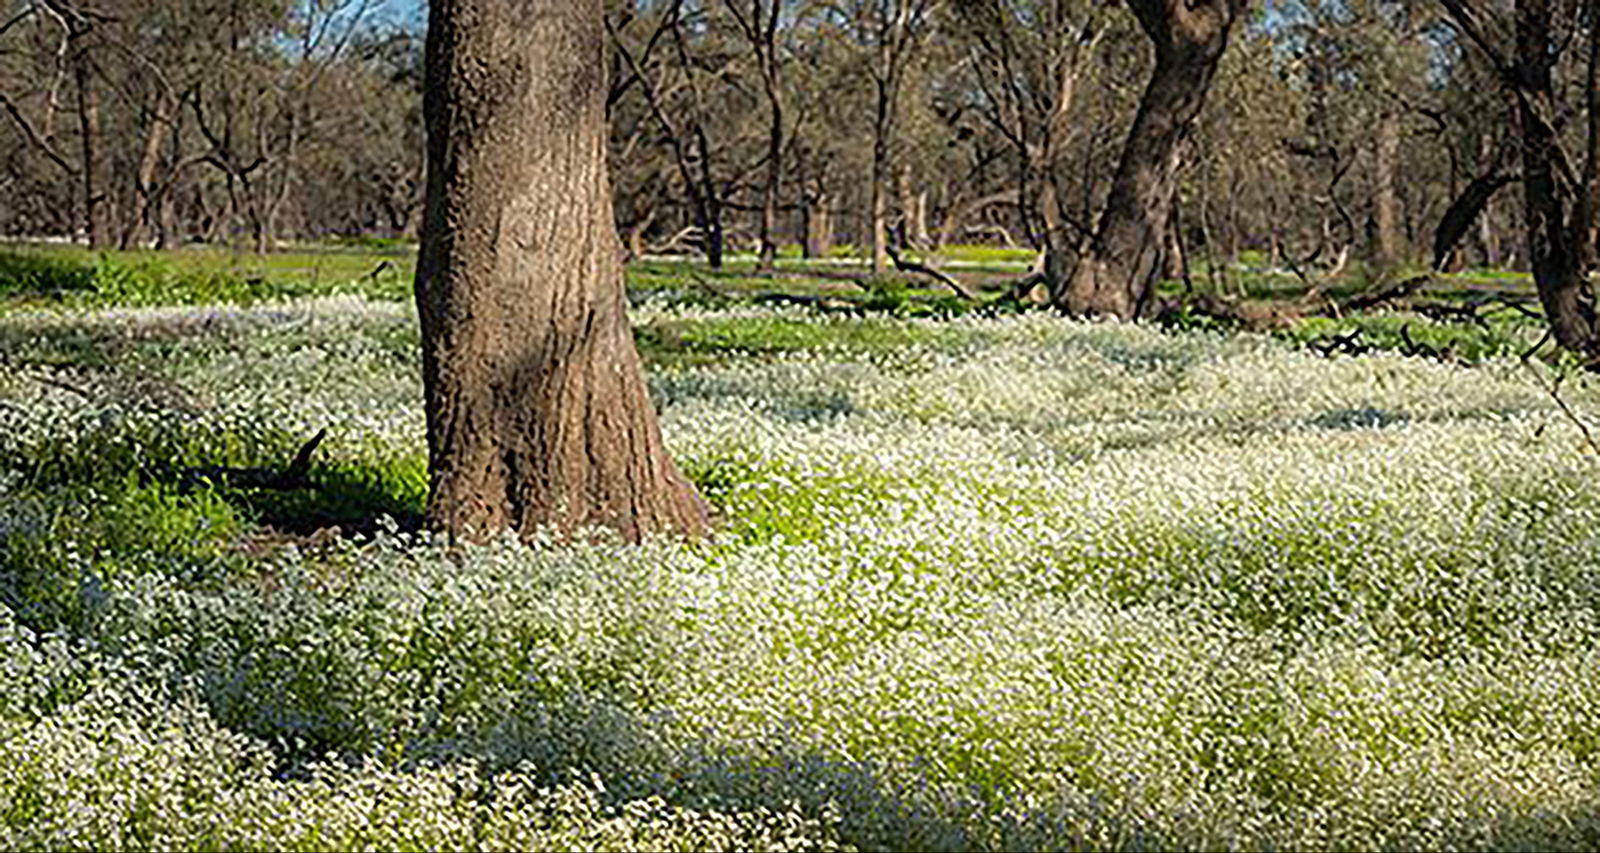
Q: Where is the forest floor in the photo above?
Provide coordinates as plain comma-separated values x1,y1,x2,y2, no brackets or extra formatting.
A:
1,241,1598,851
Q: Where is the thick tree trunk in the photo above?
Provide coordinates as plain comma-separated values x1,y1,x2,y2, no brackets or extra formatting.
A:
1372,108,1403,268
415,0,710,542
1051,0,1241,319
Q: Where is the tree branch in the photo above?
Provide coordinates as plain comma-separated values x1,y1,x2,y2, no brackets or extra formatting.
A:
0,91,75,174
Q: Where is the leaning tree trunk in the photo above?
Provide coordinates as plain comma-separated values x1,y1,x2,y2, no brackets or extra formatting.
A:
1516,0,1598,353
415,0,710,542
1051,0,1243,319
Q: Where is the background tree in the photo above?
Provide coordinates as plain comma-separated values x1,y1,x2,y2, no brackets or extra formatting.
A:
1052,0,1247,319
1439,0,1600,355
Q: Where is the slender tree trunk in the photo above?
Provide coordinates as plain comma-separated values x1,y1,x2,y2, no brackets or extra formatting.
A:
1372,107,1403,268
806,192,833,258
870,77,890,275
122,101,171,249
267,112,300,250
798,149,816,258
626,207,654,260
913,190,931,248
1051,0,1243,318
870,155,888,274
73,47,108,248
415,0,710,542
1225,164,1241,264
1477,133,1501,267
704,193,725,268
757,79,782,273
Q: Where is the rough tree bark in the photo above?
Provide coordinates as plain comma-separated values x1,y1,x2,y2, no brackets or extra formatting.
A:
1050,0,1245,319
415,0,710,542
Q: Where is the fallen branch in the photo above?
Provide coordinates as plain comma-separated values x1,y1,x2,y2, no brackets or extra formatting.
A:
1309,328,1371,357
1407,300,1490,329
363,260,396,283
1397,323,1459,362
31,374,91,399
180,428,326,491
883,244,977,300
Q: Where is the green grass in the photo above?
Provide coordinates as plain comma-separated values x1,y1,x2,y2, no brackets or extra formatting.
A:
0,244,414,309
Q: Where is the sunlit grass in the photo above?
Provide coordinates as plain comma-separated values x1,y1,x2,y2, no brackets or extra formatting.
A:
1,294,1598,850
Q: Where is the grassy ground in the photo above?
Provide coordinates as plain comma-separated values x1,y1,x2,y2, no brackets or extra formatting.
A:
2,242,1598,851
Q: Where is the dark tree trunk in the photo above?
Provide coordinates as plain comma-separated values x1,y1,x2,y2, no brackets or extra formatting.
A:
1051,0,1243,318
870,88,890,276
756,59,783,272
1514,0,1597,353
757,97,782,272
415,0,710,542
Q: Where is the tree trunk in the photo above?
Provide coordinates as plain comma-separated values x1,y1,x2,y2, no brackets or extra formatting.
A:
1051,0,1242,319
805,191,833,258
1478,126,1502,267
870,156,888,274
626,207,654,260
757,78,782,273
122,100,172,249
1514,0,1597,353
415,0,710,542
1372,107,1403,268
73,46,108,249
895,163,915,248
913,190,931,249
705,198,725,268
870,78,890,275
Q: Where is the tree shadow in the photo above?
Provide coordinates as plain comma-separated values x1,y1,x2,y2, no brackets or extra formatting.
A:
168,430,425,538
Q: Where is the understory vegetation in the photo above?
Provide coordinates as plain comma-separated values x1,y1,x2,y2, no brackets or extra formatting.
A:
3,246,1600,850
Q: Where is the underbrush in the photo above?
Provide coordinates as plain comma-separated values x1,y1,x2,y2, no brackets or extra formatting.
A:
0,246,414,309
2,298,1600,850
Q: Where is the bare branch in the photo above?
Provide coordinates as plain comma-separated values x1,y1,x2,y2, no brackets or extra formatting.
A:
0,90,75,174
